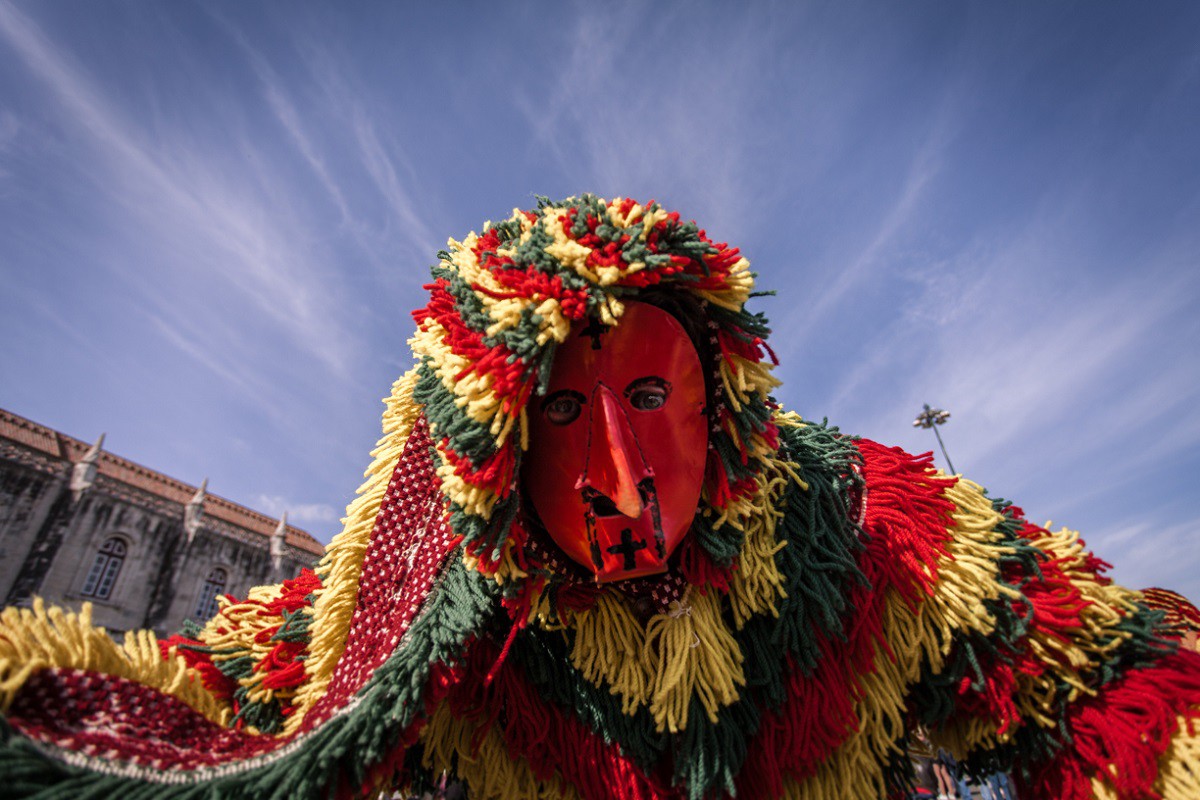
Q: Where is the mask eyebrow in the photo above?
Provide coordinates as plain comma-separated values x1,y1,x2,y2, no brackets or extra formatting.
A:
623,376,671,398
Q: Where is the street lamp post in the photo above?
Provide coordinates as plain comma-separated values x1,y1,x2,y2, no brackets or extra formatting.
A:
912,403,957,475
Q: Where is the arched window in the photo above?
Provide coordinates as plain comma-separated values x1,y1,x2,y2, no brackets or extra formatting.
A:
193,567,228,621
81,537,127,600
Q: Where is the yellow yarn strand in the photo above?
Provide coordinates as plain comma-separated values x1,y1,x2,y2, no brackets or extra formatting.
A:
643,588,746,732
0,598,228,724
569,592,649,717
1155,714,1200,800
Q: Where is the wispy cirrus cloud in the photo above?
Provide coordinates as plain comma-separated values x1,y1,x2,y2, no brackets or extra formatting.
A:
1094,516,1200,596
509,4,766,230
0,3,357,382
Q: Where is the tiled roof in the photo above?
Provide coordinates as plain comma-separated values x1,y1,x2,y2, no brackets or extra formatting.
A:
0,408,326,557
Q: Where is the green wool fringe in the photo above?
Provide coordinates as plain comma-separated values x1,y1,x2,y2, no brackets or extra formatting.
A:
670,695,761,800
758,421,866,677
515,626,667,771
910,497,1178,785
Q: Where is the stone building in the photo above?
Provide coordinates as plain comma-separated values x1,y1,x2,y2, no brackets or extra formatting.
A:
0,407,325,637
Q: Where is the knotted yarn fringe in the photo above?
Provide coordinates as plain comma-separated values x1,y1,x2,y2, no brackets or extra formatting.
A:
0,598,227,724
568,586,746,733
645,588,745,733
569,593,648,717
286,367,422,732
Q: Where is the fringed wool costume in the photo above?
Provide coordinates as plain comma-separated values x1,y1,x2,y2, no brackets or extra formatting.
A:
3,195,1200,800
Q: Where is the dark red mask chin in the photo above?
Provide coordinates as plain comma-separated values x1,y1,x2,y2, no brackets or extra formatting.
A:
524,302,707,582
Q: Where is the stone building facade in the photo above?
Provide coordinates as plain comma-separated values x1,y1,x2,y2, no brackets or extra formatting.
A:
0,407,326,637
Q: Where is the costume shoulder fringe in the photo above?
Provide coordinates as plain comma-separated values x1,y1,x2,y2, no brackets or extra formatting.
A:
288,367,423,731
0,598,228,724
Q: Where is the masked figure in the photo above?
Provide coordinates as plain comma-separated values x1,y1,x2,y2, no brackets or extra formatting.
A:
525,300,708,582
3,195,1200,800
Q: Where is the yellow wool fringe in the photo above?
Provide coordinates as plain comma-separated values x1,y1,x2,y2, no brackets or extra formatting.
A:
692,256,755,312
285,368,422,732
569,592,649,717
1154,714,1200,800
717,353,781,413
724,412,809,627
411,322,522,452
568,588,745,732
418,701,578,800
727,464,791,628
435,439,499,522
779,592,930,799
645,589,746,732
920,479,1014,658
0,598,228,725
1011,523,1141,730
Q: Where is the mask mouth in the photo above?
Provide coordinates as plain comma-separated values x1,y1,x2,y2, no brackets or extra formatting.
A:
583,484,653,518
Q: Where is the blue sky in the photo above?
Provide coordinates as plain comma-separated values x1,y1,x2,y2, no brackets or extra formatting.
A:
1,2,1197,598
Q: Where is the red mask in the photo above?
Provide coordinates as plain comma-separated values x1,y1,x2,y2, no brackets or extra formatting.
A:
525,302,708,582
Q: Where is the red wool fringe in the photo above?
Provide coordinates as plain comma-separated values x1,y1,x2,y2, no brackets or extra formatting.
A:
449,639,678,800
349,659,464,800
1019,650,1200,800
678,534,733,594
438,437,517,500
737,440,956,798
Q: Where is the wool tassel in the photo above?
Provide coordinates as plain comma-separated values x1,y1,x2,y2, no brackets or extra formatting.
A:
569,592,649,716
643,588,745,733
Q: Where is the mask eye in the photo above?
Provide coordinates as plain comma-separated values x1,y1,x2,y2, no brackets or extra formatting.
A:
626,377,670,411
542,390,585,425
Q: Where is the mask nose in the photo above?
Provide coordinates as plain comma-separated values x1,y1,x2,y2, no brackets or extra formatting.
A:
581,385,647,518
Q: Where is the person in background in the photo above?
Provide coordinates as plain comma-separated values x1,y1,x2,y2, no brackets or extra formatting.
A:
980,770,1015,800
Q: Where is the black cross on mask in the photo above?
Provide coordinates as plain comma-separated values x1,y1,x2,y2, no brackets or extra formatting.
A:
607,528,648,570
580,317,608,350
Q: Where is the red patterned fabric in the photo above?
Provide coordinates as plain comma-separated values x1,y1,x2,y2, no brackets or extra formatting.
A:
301,416,456,733
5,416,456,770
9,668,278,767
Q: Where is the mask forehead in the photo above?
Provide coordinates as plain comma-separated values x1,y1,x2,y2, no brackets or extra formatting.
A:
525,302,708,582
551,307,701,394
